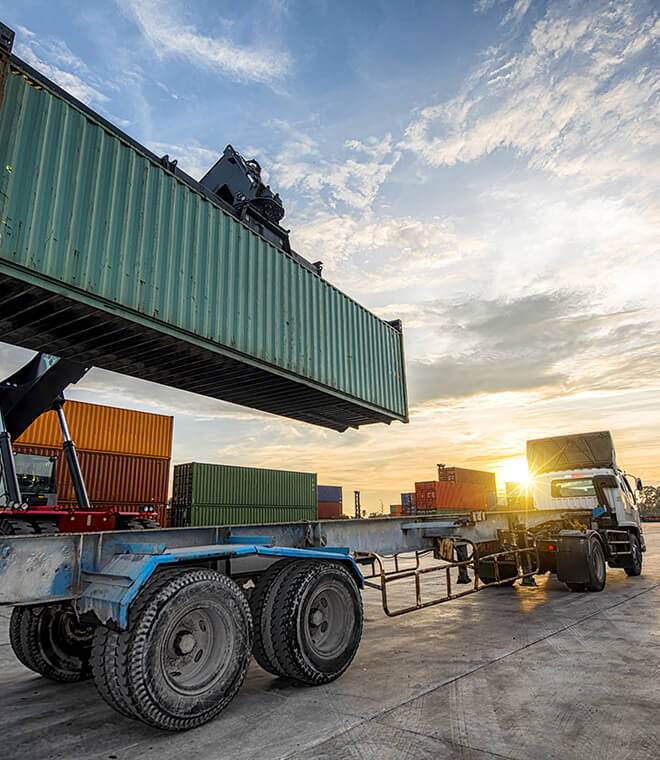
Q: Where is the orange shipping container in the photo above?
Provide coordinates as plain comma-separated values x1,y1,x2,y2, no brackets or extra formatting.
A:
415,480,488,510
16,400,173,459
14,444,169,507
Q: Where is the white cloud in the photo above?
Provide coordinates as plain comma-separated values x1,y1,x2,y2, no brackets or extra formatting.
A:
401,1,659,193
15,34,110,107
117,0,292,85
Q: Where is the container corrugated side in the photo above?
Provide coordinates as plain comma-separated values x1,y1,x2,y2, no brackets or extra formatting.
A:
318,485,342,502
189,504,318,526
0,58,408,432
14,444,169,506
16,400,173,459
317,501,342,519
437,466,496,493
174,462,317,508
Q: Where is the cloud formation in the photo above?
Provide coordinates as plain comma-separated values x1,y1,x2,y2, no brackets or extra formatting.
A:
401,1,659,193
117,0,292,85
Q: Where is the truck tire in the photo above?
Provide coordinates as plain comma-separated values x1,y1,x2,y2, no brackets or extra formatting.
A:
34,519,60,534
102,568,253,731
9,607,38,672
0,517,35,535
92,569,183,720
250,559,301,676
116,517,157,530
585,536,606,592
269,561,363,685
624,534,643,577
9,605,94,681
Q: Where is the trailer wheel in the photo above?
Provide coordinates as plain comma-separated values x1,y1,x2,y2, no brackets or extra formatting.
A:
92,569,183,720
585,536,606,592
10,605,94,681
0,517,35,535
250,559,302,676
624,534,643,577
109,568,253,730
269,561,363,685
9,607,37,672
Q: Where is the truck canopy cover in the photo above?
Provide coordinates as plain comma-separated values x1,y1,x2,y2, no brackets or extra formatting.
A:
0,55,408,432
527,431,616,474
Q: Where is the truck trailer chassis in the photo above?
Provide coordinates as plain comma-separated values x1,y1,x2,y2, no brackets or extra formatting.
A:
0,507,643,730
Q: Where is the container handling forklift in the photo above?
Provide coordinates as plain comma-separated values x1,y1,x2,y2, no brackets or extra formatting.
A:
0,354,160,533
0,22,647,733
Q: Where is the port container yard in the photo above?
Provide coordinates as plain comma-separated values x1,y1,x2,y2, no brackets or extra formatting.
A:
0,22,655,760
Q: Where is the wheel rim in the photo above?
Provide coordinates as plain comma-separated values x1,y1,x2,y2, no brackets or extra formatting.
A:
161,604,233,695
302,581,354,660
41,609,94,664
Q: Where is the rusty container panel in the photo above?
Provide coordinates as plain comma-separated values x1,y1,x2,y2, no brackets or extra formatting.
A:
16,400,173,459
437,466,496,493
317,501,342,519
13,444,169,507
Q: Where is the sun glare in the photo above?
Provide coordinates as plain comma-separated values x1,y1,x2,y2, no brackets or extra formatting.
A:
499,457,533,487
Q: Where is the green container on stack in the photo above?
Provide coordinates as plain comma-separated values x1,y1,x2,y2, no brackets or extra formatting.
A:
173,462,318,526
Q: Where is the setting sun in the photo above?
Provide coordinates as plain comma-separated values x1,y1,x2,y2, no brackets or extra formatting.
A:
498,456,533,488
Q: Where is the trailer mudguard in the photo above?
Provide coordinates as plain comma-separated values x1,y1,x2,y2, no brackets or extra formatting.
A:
555,530,599,585
78,541,364,628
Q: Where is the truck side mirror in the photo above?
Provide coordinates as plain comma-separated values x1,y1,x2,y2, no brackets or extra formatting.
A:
635,477,643,491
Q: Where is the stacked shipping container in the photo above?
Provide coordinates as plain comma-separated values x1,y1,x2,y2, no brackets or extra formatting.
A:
415,480,490,512
14,400,173,524
437,465,496,493
172,463,318,526
318,485,343,519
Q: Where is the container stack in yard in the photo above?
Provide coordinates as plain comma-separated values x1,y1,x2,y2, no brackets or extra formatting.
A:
172,462,318,526
318,485,343,519
14,400,173,526
415,476,493,512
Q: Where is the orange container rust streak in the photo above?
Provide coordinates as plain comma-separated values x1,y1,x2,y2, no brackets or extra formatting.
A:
16,400,173,460
14,445,169,507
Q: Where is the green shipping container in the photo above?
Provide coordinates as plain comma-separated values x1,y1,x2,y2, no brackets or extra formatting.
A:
0,49,408,432
173,462,318,508
189,504,318,527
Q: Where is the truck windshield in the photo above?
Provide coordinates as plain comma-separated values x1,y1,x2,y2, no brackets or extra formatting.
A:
14,454,56,495
551,478,596,498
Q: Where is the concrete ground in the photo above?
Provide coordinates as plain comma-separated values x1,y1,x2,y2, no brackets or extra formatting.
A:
1,525,659,760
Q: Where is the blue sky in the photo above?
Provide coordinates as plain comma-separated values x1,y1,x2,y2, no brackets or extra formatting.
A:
1,0,658,510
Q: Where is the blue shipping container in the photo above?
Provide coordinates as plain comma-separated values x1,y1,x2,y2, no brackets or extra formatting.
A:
318,485,342,502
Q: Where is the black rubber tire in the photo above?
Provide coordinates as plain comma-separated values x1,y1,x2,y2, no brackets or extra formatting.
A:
137,518,160,529
100,568,253,731
269,561,363,685
585,536,606,592
566,582,587,592
250,559,301,676
9,607,39,672
10,605,94,681
477,560,517,586
34,519,60,534
624,534,643,576
0,517,36,535
116,518,147,530
92,570,182,720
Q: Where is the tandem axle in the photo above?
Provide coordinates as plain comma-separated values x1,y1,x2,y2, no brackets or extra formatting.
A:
0,509,644,731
